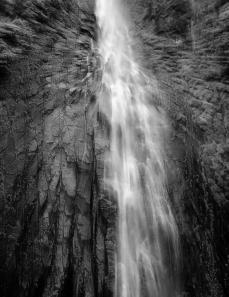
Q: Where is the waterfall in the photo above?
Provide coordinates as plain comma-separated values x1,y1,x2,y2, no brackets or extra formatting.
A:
95,1,180,296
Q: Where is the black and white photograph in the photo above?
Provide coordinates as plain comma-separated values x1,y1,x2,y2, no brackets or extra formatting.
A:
0,1,228,297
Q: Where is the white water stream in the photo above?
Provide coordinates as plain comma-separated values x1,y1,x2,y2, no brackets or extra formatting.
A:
95,1,179,296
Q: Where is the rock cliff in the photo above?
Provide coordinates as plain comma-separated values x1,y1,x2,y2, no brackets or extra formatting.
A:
0,1,228,297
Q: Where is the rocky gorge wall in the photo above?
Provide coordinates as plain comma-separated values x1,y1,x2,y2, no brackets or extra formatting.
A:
0,1,116,296
130,1,229,296
0,1,228,297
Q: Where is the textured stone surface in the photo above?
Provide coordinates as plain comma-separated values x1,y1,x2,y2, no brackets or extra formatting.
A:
0,1,116,297
130,1,229,296
0,1,228,297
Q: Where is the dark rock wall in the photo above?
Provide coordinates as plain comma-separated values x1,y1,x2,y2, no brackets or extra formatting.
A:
0,1,228,297
128,0,229,296
0,1,116,297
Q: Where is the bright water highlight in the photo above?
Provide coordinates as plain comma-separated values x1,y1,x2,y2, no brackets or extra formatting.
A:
96,1,179,296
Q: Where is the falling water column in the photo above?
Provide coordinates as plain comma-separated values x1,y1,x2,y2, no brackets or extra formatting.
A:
95,1,180,297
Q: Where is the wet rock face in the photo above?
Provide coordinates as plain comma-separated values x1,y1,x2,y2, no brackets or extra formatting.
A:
131,0,229,296
0,1,116,297
0,1,228,297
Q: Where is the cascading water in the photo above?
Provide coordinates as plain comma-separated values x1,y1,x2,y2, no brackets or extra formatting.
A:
95,1,180,296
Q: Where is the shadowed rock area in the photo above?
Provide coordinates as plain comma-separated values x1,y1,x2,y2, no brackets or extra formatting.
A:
0,1,228,297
